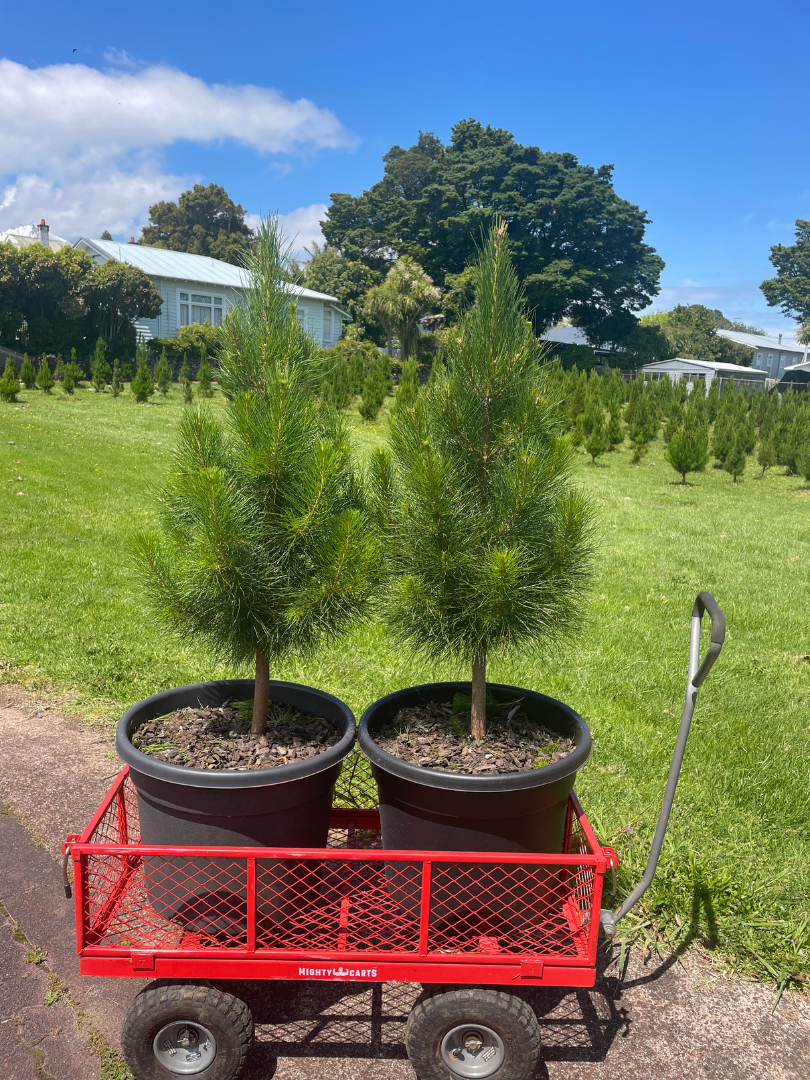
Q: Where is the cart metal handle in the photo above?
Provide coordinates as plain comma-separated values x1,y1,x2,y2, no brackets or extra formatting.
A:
600,591,725,938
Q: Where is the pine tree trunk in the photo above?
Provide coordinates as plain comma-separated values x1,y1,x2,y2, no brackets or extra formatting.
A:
471,651,486,741
252,649,270,735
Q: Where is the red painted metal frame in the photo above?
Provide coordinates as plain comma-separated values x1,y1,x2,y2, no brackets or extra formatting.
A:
65,769,612,989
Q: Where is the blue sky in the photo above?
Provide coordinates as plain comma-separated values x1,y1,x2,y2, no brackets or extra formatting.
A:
1,0,808,337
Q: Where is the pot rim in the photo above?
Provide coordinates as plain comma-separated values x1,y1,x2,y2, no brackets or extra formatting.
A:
358,680,591,792
116,678,356,790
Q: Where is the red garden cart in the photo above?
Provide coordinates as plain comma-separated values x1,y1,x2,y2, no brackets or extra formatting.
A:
63,593,724,1080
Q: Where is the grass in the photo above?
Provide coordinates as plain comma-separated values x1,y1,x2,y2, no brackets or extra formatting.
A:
1,383,809,990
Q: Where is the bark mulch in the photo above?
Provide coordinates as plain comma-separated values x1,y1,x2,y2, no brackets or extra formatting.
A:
374,699,574,775
131,702,338,771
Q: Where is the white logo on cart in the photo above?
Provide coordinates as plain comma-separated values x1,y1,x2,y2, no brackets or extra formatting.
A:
299,966,377,979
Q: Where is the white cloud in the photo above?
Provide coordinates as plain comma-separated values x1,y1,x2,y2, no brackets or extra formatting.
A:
0,58,356,174
0,57,355,241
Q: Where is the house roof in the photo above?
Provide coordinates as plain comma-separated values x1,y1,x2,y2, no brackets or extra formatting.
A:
0,223,72,251
716,328,803,353
74,238,339,302
641,357,768,376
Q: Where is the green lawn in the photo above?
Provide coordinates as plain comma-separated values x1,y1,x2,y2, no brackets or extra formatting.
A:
1,384,809,988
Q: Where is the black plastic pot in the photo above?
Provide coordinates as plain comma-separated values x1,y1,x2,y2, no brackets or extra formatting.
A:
358,681,591,855
116,678,355,936
358,682,592,936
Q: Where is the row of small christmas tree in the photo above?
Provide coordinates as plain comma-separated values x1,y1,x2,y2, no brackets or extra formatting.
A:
0,341,215,405
554,363,810,483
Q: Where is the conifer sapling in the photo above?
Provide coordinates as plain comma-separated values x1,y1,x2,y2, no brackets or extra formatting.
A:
111,359,122,397
154,347,172,395
196,347,213,398
370,223,594,740
133,217,379,736
19,354,36,389
0,357,21,402
131,343,155,403
36,355,54,394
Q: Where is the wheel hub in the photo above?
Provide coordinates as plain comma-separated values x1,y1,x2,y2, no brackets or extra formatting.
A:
440,1023,505,1078
153,1020,217,1075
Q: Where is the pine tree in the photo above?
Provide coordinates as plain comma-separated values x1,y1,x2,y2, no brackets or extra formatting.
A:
0,357,21,402
359,353,391,421
723,434,748,482
665,410,709,483
757,436,776,475
120,359,132,381
111,359,122,398
154,348,172,396
62,368,75,395
65,346,84,387
607,401,624,448
133,216,379,736
91,338,111,392
389,358,419,421
179,359,192,404
19,353,36,389
53,356,65,382
584,411,610,463
368,222,594,740
196,347,214,398
35,355,54,394
628,388,657,460
320,351,352,410
131,345,155,403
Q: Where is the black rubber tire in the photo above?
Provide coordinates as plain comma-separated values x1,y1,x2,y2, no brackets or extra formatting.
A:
405,987,540,1080
121,981,253,1080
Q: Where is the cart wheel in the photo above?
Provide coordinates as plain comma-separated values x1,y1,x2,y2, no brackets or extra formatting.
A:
405,987,540,1080
121,982,253,1079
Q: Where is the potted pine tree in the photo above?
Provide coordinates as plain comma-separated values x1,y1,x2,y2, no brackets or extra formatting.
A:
358,223,595,856
117,218,378,865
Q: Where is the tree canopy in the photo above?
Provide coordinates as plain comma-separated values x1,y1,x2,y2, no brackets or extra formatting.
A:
321,119,664,344
761,219,810,331
140,183,254,265
0,244,162,357
640,304,754,365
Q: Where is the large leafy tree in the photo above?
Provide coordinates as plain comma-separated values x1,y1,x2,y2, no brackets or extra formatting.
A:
80,260,163,357
322,120,664,344
141,183,254,264
761,220,810,332
641,304,753,365
300,243,383,340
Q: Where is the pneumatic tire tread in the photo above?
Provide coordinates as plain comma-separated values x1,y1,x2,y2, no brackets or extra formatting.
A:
121,980,253,1080
405,987,540,1079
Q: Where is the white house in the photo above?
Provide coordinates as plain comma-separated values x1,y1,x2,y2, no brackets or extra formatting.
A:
715,329,804,380
73,238,349,347
0,219,71,252
640,357,769,392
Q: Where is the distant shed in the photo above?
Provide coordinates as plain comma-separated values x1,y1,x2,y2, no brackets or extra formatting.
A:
640,357,768,393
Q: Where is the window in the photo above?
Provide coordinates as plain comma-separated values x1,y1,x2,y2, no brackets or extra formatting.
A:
179,290,224,326
323,308,333,343
296,305,307,325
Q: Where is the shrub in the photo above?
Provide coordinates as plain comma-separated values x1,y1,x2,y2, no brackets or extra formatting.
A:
196,348,213,398
154,348,172,395
130,345,155,403
0,357,21,402
36,355,54,394
91,338,111,392
19,353,36,389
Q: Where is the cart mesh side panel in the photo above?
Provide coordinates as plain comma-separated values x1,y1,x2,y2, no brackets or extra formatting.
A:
74,771,605,966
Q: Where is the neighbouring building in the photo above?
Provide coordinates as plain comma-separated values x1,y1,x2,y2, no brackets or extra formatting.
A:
640,357,769,393
715,329,805,380
539,324,619,362
0,219,72,251
73,238,350,347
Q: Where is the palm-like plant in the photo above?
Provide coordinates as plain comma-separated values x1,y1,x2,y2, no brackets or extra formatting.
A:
369,223,594,740
134,218,379,734
363,256,440,358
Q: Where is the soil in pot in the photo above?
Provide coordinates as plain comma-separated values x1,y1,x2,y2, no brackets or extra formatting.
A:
374,698,574,776
131,702,339,771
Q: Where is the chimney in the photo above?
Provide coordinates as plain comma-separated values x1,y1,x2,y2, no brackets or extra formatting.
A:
778,333,782,345
129,236,135,244
37,218,50,247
